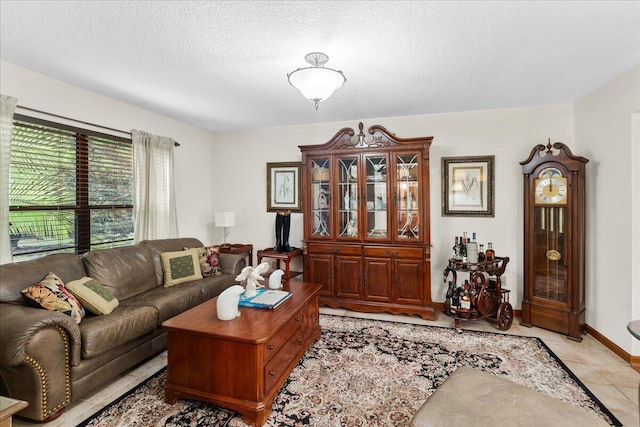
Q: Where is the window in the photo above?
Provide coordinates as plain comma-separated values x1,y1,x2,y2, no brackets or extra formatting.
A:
9,115,134,261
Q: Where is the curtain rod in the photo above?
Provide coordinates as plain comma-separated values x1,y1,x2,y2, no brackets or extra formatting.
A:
16,105,181,147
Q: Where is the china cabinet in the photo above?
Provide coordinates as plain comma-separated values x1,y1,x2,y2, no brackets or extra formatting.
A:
520,141,588,341
299,123,434,320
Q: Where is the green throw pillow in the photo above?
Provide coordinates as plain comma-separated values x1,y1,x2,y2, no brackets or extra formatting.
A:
160,248,203,287
66,277,119,315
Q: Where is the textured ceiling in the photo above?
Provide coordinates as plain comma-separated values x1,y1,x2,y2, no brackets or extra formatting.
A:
1,1,638,133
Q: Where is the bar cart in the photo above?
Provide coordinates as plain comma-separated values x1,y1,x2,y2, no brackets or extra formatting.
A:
443,256,513,332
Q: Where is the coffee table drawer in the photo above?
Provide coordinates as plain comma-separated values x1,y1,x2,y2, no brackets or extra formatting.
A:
263,314,303,363
264,328,305,392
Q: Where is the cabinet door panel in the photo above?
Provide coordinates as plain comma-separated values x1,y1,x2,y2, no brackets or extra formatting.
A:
335,256,362,299
394,259,424,305
364,258,392,302
308,255,334,297
363,154,390,241
395,152,421,241
337,156,360,240
309,157,332,238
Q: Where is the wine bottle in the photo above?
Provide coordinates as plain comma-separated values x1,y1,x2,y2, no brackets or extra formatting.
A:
478,244,486,263
445,281,452,306
461,233,467,258
467,237,478,270
460,289,471,309
451,286,460,307
452,236,459,259
485,242,495,261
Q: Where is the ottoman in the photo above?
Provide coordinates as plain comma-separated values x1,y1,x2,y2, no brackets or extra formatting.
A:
411,366,609,427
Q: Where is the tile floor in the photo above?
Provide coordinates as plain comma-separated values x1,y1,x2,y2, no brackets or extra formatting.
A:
13,309,640,427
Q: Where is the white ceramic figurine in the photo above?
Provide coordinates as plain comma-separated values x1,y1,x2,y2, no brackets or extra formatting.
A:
216,285,244,321
268,269,285,289
235,262,270,297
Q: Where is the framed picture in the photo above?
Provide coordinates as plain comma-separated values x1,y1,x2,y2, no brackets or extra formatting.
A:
267,162,302,213
442,155,495,217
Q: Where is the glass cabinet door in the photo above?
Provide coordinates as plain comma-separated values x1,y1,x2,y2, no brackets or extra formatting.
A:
396,153,420,240
364,154,388,239
310,158,331,237
338,156,359,238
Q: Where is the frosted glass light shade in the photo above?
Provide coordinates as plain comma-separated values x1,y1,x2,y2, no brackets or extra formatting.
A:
215,211,235,227
288,52,346,109
288,67,346,104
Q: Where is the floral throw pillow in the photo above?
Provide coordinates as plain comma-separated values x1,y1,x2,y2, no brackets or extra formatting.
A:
21,272,86,324
186,246,222,277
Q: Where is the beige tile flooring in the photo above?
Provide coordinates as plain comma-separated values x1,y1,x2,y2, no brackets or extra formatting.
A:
14,309,640,427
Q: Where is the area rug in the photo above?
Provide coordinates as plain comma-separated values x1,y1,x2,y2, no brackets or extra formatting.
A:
78,314,621,427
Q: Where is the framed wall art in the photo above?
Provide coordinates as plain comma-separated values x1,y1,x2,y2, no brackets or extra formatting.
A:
442,155,495,217
267,162,302,213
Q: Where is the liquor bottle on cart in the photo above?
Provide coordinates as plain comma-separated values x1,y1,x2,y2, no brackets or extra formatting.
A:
485,242,495,261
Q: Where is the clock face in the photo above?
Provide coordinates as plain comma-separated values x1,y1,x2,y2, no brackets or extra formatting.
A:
534,168,567,205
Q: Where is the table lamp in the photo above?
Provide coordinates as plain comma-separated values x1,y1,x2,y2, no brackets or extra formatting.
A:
215,211,235,248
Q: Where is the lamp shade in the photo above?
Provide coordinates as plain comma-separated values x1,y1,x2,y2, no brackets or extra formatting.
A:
214,211,235,227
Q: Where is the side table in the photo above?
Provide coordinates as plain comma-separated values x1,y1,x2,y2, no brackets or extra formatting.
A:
257,247,303,280
220,244,253,266
0,396,28,427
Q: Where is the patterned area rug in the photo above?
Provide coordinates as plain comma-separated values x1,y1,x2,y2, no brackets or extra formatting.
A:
78,315,621,426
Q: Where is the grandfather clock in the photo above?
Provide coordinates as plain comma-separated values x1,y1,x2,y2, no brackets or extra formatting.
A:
520,141,588,341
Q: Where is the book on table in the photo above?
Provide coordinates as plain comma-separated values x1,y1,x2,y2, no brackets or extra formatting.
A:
238,288,292,309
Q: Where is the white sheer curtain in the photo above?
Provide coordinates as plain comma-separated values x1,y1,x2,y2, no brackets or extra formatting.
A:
132,130,178,242
0,95,18,264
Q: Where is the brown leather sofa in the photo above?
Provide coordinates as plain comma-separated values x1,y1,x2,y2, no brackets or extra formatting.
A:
0,238,245,422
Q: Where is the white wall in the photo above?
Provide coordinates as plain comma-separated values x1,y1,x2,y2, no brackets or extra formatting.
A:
3,59,637,355
212,105,574,311
0,61,218,242
574,65,640,354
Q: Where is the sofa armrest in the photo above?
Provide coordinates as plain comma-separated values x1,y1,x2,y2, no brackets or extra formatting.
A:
219,253,246,277
0,303,82,367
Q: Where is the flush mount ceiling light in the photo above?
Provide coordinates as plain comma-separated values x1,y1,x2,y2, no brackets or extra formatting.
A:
287,52,346,110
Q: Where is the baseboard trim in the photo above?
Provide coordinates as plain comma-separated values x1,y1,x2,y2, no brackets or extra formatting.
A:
583,324,633,366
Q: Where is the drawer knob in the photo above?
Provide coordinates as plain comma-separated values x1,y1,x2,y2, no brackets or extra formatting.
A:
295,316,301,322
268,344,274,350
269,370,276,376
297,338,303,345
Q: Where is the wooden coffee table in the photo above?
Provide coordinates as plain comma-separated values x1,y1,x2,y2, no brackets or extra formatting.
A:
162,281,321,426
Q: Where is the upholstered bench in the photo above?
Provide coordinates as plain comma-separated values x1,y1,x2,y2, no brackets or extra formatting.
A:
410,366,609,426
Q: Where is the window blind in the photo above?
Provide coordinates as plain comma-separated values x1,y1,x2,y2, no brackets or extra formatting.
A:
9,115,134,261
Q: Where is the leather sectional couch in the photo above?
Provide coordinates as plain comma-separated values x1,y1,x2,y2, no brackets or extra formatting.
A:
0,238,246,422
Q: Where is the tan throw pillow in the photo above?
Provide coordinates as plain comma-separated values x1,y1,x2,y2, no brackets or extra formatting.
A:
66,277,119,315
21,272,86,324
160,248,203,287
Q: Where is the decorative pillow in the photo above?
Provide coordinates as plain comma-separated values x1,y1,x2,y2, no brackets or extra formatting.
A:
160,248,203,287
21,272,85,324
66,277,119,315
186,245,222,277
